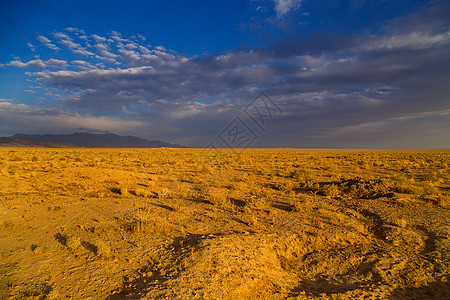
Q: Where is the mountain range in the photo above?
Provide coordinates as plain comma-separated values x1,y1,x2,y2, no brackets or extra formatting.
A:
0,133,185,148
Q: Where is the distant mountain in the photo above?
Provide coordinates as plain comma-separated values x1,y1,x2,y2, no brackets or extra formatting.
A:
0,137,76,148
5,133,185,148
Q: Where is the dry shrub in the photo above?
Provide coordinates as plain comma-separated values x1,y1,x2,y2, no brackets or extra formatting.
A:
202,186,229,207
66,236,81,251
31,244,45,254
158,188,170,199
135,188,151,197
395,218,408,228
423,183,439,195
437,195,449,208
247,197,269,211
96,240,112,258
126,210,177,236
120,187,129,196
337,177,392,199
320,184,340,198
392,182,421,195
248,214,258,226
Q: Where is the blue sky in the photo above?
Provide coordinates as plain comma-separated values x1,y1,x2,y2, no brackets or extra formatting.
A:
0,0,449,148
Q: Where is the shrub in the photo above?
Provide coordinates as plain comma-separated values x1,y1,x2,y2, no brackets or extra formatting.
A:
423,183,439,195
66,236,81,251
321,184,340,198
96,240,112,258
395,218,408,228
204,187,229,207
437,195,449,208
248,214,258,226
158,188,170,199
135,188,150,197
120,187,129,196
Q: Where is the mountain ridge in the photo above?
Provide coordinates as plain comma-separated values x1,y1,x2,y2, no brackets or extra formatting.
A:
1,133,185,148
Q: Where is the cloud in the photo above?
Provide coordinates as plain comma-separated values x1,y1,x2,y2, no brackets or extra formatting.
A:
64,27,86,35
94,43,119,58
5,2,450,147
9,59,46,68
72,60,100,70
37,35,60,50
91,34,107,43
27,42,35,52
53,32,94,56
0,101,147,137
8,58,68,69
46,58,69,68
110,31,130,43
273,0,302,18
118,48,141,61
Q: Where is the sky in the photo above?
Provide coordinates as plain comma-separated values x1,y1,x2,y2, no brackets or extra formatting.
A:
0,0,449,148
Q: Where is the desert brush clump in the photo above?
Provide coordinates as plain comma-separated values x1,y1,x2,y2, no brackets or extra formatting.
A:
395,218,408,228
66,236,82,251
120,187,129,196
135,188,152,198
95,240,112,258
157,188,170,199
201,186,229,207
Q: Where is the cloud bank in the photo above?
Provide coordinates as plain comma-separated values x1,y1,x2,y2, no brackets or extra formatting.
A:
2,2,450,147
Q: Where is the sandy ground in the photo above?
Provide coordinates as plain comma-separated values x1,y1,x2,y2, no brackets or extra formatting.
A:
0,148,449,299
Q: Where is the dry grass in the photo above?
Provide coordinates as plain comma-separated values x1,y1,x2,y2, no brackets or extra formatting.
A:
0,148,449,299
395,218,408,228
66,236,82,251
95,240,112,258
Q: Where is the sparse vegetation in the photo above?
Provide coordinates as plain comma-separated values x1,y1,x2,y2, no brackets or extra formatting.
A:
0,148,449,299
66,236,82,251
119,187,129,196
95,240,112,258
395,217,408,228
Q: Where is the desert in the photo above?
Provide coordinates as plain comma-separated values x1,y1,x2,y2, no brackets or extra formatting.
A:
1,148,449,299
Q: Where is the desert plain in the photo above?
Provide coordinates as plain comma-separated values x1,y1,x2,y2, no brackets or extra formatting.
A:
0,148,449,299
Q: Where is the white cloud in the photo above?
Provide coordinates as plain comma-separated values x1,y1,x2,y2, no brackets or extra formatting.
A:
273,0,302,18
362,31,450,51
124,43,138,49
94,55,119,64
94,43,119,58
54,32,94,56
8,58,69,69
118,48,141,61
73,60,95,67
37,35,60,50
9,59,46,68
53,32,70,40
64,27,86,35
46,58,69,68
110,31,129,43
27,42,35,52
73,49,95,56
91,34,107,43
